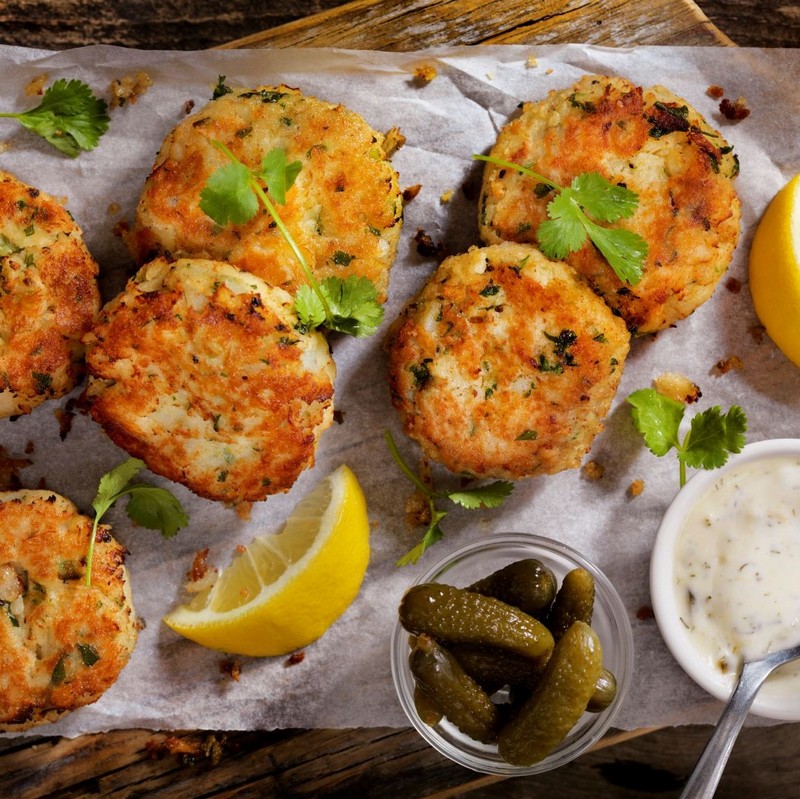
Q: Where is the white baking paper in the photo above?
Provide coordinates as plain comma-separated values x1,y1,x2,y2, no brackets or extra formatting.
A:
0,43,798,737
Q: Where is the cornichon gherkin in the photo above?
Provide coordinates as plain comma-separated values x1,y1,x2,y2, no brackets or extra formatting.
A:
468,558,557,616
448,643,547,693
409,634,500,743
399,583,554,660
497,621,603,766
546,567,595,640
587,667,618,713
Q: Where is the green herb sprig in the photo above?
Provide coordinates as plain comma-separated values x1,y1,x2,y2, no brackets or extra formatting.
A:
86,458,189,586
473,154,648,285
627,388,747,487
199,141,384,338
385,430,513,566
0,79,109,157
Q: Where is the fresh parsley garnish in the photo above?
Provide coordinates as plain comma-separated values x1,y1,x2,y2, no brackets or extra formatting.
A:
199,141,384,338
473,154,647,285
385,430,513,566
0,79,109,157
85,458,189,586
627,388,747,487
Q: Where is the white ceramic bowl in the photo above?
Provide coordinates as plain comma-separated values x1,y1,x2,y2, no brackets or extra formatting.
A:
390,532,634,775
650,438,800,720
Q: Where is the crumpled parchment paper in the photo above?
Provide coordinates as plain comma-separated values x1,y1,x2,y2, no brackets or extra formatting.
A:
0,42,798,737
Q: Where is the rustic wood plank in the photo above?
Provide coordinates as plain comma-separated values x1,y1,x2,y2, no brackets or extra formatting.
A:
219,0,733,50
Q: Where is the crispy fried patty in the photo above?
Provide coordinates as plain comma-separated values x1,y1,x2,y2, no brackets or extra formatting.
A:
127,85,403,301
0,171,100,417
386,243,629,479
479,75,741,334
0,490,137,731
83,257,336,504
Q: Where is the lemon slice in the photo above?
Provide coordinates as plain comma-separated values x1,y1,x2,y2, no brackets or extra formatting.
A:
163,464,370,656
749,174,800,367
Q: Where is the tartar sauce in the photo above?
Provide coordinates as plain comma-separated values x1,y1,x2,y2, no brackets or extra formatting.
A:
674,455,800,686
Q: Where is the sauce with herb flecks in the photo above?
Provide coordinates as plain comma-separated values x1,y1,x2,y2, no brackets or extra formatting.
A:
674,456,800,685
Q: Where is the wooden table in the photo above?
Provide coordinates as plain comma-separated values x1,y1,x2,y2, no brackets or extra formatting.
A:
2,2,798,798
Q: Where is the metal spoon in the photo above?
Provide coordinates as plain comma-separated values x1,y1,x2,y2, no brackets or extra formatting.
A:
680,641,800,799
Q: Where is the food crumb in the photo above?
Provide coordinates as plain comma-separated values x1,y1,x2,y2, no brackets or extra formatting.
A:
581,460,604,481
333,409,345,424
526,54,538,68
285,651,305,666
0,447,32,490
439,189,454,204
636,605,655,621
234,501,253,521
405,489,431,527
713,355,744,375
146,733,225,766
25,74,48,96
402,184,422,203
628,478,645,498
414,229,443,259
108,71,153,109
720,96,750,121
54,399,77,440
183,99,195,115
24,440,34,455
545,68,554,75
184,548,218,594
486,72,494,81
413,64,438,85
107,202,122,216
383,126,406,158
235,544,247,554
749,324,766,345
724,276,742,294
707,84,725,99
219,659,242,682
653,372,702,404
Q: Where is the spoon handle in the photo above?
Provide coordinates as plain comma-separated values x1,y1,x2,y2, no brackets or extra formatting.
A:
679,659,773,799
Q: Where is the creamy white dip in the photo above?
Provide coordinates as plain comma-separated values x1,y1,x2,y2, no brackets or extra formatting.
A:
674,455,800,685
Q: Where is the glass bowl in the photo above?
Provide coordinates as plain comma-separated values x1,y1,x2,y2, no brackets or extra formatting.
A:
650,438,800,720
390,532,634,776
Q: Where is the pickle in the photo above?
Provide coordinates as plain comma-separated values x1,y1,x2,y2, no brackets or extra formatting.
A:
399,583,554,660
449,643,547,693
413,684,444,725
586,667,617,713
546,567,595,640
410,634,500,743
469,558,557,616
497,621,603,766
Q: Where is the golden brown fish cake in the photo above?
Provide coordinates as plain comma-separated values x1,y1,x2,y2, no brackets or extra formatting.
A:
386,243,629,480
0,490,137,731
0,171,100,417
127,85,403,301
83,257,336,504
478,75,741,334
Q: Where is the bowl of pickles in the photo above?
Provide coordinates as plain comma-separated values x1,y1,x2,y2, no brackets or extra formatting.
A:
390,532,634,775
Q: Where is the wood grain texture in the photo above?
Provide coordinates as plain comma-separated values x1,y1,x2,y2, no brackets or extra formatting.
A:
218,0,730,50
3,724,800,798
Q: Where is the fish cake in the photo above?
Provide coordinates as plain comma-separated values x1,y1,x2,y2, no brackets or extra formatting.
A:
0,171,100,417
127,85,403,301
0,490,137,731
478,75,741,334
83,257,336,504
386,243,629,480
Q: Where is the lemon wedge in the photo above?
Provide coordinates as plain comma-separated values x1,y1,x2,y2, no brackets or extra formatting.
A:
749,173,800,367
163,464,370,656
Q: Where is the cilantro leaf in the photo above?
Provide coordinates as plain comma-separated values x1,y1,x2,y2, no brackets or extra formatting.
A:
583,221,647,285
473,154,646,285
570,172,639,222
319,275,384,338
0,79,109,157
199,142,384,338
538,192,586,258
396,514,446,567
628,388,684,456
86,458,188,585
448,481,514,509
256,148,302,205
628,389,747,487
126,486,189,539
385,430,513,565
199,160,259,225
681,405,747,471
